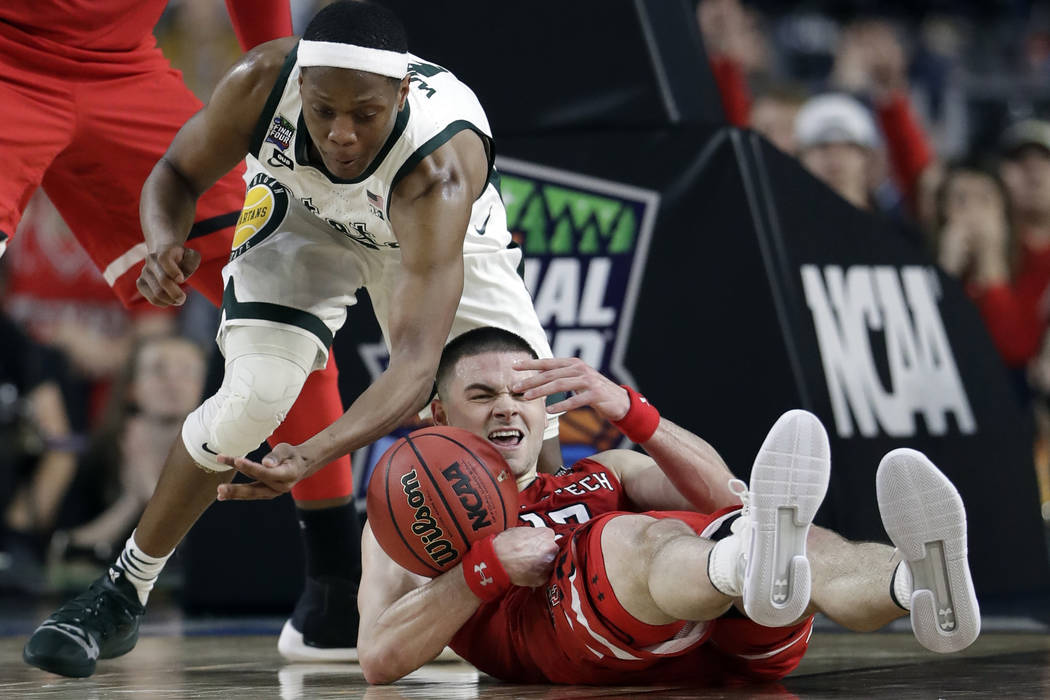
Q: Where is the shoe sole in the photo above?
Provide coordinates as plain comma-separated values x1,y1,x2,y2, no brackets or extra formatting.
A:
278,620,359,663
876,448,980,653
23,646,95,678
743,409,830,627
277,620,464,664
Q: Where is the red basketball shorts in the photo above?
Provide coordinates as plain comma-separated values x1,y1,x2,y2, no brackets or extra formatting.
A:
545,508,814,684
0,26,241,309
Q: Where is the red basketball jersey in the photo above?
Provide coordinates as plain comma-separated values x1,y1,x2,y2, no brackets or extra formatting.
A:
514,458,632,534
451,458,634,682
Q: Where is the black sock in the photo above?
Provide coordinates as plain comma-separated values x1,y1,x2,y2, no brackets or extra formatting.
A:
296,502,362,585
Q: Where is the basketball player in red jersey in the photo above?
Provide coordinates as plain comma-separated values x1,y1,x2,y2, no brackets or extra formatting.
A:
1,0,360,665
344,327,980,685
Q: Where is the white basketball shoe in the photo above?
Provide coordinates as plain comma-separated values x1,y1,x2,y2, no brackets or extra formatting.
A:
876,448,980,653
708,409,831,627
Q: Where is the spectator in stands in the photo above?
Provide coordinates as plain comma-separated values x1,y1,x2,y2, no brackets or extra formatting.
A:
0,305,78,594
50,334,207,568
749,84,808,154
795,93,880,210
829,19,935,215
696,0,768,127
952,120,1050,375
932,145,1050,408
4,191,176,431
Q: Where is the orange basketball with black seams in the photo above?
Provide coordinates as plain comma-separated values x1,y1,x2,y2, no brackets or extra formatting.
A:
366,426,519,577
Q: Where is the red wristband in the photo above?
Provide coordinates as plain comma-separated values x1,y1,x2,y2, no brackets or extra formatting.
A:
612,385,660,443
462,534,511,602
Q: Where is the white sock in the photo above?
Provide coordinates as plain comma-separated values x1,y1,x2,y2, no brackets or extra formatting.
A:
891,561,914,611
116,530,172,606
707,527,745,597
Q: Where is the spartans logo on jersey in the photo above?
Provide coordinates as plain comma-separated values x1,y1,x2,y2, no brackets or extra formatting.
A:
230,173,289,262
499,157,660,459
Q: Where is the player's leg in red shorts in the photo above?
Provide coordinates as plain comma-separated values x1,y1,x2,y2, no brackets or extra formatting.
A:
0,36,76,255
547,509,813,685
41,60,360,658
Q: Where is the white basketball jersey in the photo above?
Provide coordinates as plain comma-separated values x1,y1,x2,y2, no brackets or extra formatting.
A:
245,45,512,256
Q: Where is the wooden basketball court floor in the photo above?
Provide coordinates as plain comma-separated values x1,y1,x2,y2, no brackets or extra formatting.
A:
3,604,1050,699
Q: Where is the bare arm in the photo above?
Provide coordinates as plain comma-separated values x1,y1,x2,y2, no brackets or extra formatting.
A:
217,129,490,500
357,523,480,684
305,131,489,459
137,37,297,307
358,522,557,684
512,357,738,512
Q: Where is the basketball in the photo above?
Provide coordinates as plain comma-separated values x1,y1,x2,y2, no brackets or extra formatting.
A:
365,426,519,577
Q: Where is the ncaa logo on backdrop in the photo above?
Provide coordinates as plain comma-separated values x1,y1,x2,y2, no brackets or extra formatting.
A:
230,173,289,262
801,264,976,438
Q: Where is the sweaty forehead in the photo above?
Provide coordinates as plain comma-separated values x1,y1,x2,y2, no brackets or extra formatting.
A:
450,351,534,388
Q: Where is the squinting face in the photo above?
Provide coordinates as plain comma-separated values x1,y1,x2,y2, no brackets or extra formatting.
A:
432,351,548,487
299,67,409,179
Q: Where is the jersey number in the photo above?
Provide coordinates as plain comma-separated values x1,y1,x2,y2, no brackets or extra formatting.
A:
520,503,592,528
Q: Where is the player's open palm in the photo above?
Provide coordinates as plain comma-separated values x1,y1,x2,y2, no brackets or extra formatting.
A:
215,443,309,501
513,357,630,422
137,245,201,307
493,527,558,587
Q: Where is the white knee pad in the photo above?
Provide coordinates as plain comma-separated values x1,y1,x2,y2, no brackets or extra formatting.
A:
183,325,320,472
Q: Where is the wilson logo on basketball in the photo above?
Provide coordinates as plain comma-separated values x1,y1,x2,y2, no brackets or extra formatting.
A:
440,461,493,532
400,469,458,567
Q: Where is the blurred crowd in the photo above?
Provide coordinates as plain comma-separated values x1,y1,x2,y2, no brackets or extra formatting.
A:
698,0,1050,515
4,0,1050,596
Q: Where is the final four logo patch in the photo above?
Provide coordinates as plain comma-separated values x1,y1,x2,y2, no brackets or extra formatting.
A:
265,114,295,151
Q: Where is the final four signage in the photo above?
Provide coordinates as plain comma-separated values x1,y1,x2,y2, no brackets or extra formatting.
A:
498,156,660,381
801,263,976,439
352,159,660,487
498,157,660,453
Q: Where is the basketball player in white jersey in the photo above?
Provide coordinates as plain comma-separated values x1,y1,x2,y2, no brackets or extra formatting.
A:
25,0,559,677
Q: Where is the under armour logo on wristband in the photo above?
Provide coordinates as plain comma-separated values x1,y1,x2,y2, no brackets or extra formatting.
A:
474,562,494,587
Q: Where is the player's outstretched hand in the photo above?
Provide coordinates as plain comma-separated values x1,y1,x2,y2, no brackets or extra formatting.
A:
215,443,309,501
493,527,558,587
136,245,201,307
512,357,629,423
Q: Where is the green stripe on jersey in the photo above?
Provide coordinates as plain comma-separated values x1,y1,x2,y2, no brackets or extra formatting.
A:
387,121,489,216
222,278,333,348
249,44,300,157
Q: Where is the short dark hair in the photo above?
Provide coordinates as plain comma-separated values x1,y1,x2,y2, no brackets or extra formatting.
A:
436,327,538,397
302,0,407,52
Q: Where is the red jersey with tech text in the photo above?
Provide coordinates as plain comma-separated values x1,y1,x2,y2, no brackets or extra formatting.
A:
514,458,631,534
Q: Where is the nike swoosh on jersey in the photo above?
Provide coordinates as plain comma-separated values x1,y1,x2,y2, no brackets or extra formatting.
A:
476,208,492,235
